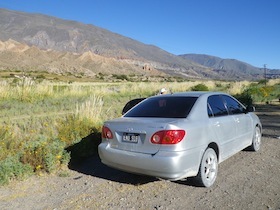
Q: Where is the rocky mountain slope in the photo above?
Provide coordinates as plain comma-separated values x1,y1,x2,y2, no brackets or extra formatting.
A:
0,8,276,80
0,39,164,78
179,54,266,80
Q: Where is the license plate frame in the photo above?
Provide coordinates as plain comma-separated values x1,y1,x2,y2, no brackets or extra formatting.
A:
122,133,139,143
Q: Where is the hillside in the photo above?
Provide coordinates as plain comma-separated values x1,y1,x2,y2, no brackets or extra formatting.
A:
0,8,212,79
0,39,166,78
179,54,279,80
0,8,276,80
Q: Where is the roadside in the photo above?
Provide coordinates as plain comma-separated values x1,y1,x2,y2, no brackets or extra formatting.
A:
0,104,279,210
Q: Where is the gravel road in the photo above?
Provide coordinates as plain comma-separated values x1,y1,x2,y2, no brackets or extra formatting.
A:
0,104,279,210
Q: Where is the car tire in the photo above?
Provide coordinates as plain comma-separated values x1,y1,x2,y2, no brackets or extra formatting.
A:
249,126,261,152
195,148,218,188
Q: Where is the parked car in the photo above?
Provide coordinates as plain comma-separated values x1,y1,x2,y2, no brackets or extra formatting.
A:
98,92,262,187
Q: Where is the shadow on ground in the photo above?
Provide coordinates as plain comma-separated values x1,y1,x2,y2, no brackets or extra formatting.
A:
69,154,158,185
69,153,197,186
256,104,280,137
66,132,158,185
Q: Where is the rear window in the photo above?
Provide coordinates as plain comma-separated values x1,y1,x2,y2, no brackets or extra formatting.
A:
124,96,197,118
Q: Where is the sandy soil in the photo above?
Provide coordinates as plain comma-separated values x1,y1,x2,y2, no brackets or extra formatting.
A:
0,104,279,210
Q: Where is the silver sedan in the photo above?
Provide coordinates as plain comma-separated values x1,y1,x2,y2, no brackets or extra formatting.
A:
98,92,262,187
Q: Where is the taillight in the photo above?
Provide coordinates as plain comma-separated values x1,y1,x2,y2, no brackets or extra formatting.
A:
102,126,113,139
151,130,186,144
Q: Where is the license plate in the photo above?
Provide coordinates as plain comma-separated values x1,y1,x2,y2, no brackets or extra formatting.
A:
122,133,139,143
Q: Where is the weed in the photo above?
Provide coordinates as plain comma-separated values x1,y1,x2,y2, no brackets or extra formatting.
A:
21,135,70,173
0,155,33,185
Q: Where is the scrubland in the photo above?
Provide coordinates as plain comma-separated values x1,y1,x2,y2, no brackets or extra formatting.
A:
0,76,279,185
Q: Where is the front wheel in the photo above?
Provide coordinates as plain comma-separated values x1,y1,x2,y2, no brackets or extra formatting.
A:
249,126,261,152
194,148,218,187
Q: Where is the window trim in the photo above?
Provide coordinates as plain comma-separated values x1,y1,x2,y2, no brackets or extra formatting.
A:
207,94,229,118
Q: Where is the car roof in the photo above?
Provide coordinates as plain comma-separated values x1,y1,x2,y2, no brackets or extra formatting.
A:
154,91,226,98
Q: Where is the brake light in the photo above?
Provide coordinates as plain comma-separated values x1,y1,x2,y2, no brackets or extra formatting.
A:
151,130,186,144
102,126,113,139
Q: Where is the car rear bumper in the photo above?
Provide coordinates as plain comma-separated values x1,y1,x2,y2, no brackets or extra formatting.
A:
98,143,203,181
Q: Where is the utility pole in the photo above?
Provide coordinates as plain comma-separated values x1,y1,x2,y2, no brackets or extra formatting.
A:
264,64,267,86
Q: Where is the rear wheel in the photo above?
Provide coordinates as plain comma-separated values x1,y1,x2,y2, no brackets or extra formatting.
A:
249,126,261,152
195,148,218,187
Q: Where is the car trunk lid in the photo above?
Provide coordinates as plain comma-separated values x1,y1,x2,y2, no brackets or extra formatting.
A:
104,117,178,154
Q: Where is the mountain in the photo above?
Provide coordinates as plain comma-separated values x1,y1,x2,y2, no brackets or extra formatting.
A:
0,8,212,79
179,54,267,80
0,8,275,80
0,39,166,77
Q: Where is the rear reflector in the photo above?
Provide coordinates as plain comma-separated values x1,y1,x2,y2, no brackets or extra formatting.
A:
151,130,186,144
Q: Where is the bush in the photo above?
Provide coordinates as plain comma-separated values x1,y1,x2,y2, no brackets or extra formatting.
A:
57,116,95,147
244,84,277,103
191,83,209,91
0,155,33,185
234,92,253,106
20,136,70,173
0,125,21,162
112,74,129,81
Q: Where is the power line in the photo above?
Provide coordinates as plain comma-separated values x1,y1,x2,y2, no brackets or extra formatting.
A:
264,64,267,86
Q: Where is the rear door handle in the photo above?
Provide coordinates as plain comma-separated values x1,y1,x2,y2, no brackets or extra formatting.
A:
234,118,240,123
214,122,220,127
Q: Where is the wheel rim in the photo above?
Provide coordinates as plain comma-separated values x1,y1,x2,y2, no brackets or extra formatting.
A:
203,152,217,182
254,127,261,149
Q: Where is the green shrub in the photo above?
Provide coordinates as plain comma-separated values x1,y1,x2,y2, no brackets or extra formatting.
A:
0,155,33,185
20,135,70,173
234,92,253,106
191,83,209,91
57,116,95,146
257,79,267,85
0,125,21,161
244,84,277,103
112,74,129,81
37,74,46,79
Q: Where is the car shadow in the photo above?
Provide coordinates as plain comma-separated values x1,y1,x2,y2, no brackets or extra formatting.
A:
69,155,200,187
68,154,200,187
256,104,280,137
68,154,158,185
175,178,202,187
66,131,158,186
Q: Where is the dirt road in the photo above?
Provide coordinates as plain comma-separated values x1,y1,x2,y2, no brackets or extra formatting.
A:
0,104,279,210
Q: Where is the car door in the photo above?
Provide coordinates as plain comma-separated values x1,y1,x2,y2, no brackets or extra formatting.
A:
222,95,253,150
207,95,237,161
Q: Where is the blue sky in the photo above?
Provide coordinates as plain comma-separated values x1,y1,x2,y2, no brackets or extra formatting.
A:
1,0,280,69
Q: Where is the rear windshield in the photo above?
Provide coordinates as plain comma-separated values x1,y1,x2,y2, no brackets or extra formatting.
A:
124,96,198,118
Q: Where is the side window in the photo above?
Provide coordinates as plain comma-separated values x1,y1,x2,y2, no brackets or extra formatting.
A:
222,95,245,115
207,95,228,117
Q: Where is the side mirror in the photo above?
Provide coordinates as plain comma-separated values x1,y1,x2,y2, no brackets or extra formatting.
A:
246,105,255,113
122,98,146,115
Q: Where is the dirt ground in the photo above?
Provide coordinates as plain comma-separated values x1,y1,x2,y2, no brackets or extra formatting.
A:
0,104,279,210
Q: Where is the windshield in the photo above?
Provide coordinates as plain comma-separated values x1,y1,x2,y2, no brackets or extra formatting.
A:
124,96,197,118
